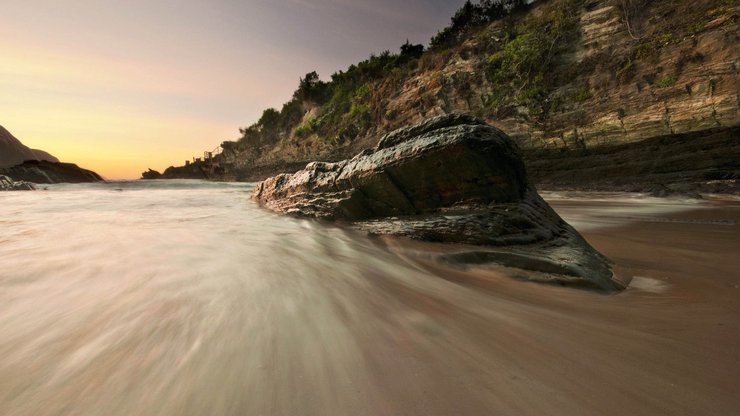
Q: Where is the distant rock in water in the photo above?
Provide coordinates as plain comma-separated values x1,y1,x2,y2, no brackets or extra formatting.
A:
158,163,210,180
253,113,623,291
0,160,103,184
0,175,35,191
0,125,59,168
141,168,163,180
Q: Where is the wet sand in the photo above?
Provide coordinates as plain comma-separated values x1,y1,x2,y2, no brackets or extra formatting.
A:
368,195,740,415
1,185,738,415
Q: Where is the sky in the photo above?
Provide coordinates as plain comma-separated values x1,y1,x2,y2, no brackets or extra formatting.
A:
1,0,467,179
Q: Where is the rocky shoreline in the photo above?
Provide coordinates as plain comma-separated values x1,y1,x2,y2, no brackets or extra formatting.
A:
0,126,104,188
0,175,35,191
146,126,739,198
0,160,104,185
252,114,624,291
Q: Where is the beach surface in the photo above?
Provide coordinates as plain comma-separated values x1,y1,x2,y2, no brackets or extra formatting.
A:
0,183,737,415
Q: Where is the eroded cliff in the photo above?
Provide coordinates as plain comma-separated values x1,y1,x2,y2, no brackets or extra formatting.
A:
158,0,738,190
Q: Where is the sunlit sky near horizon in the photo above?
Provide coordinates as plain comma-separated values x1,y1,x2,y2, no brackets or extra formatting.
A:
1,0,467,179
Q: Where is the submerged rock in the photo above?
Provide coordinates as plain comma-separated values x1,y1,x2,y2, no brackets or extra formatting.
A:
0,175,35,191
0,160,103,184
253,113,623,291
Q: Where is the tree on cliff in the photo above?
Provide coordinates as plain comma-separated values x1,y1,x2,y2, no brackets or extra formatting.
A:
258,108,280,130
430,0,529,49
400,40,424,60
293,71,330,104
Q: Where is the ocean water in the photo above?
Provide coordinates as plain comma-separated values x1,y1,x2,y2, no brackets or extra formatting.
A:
1,180,738,415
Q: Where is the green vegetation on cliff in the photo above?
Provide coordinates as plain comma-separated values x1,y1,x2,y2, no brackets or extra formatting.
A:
229,0,531,152
485,0,581,117
205,0,737,179
236,40,429,150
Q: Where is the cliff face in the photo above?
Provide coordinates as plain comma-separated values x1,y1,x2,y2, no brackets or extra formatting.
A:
161,0,738,188
536,0,737,149
379,0,738,151
0,126,59,168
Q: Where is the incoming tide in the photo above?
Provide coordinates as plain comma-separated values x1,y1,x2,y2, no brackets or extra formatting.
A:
1,180,738,415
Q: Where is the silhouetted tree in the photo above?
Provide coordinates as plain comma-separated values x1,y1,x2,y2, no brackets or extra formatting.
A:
293,71,329,103
259,108,280,128
400,40,424,59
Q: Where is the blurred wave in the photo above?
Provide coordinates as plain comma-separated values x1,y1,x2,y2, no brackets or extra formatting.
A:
0,182,738,415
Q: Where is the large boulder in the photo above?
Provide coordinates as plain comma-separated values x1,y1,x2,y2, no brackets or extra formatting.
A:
253,114,624,291
0,160,103,184
0,175,35,191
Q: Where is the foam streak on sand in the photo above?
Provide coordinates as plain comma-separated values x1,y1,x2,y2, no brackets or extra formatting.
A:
0,181,738,415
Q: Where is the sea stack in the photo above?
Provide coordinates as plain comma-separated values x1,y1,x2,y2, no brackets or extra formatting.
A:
253,114,623,291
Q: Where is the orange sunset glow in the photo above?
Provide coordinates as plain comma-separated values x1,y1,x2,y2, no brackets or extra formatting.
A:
2,0,461,179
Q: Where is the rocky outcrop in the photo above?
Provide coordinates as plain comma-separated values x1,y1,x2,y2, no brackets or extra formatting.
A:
0,175,35,191
158,162,209,179
0,126,59,168
0,125,101,184
0,160,103,184
141,168,163,180
254,114,623,291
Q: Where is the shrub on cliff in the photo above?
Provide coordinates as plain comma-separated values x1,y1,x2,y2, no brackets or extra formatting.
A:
485,0,580,117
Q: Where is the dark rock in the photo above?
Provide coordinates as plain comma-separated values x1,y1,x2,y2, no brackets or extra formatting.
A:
0,160,103,184
0,126,59,168
141,168,162,180
0,175,35,191
160,163,209,179
375,113,487,150
253,113,623,291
